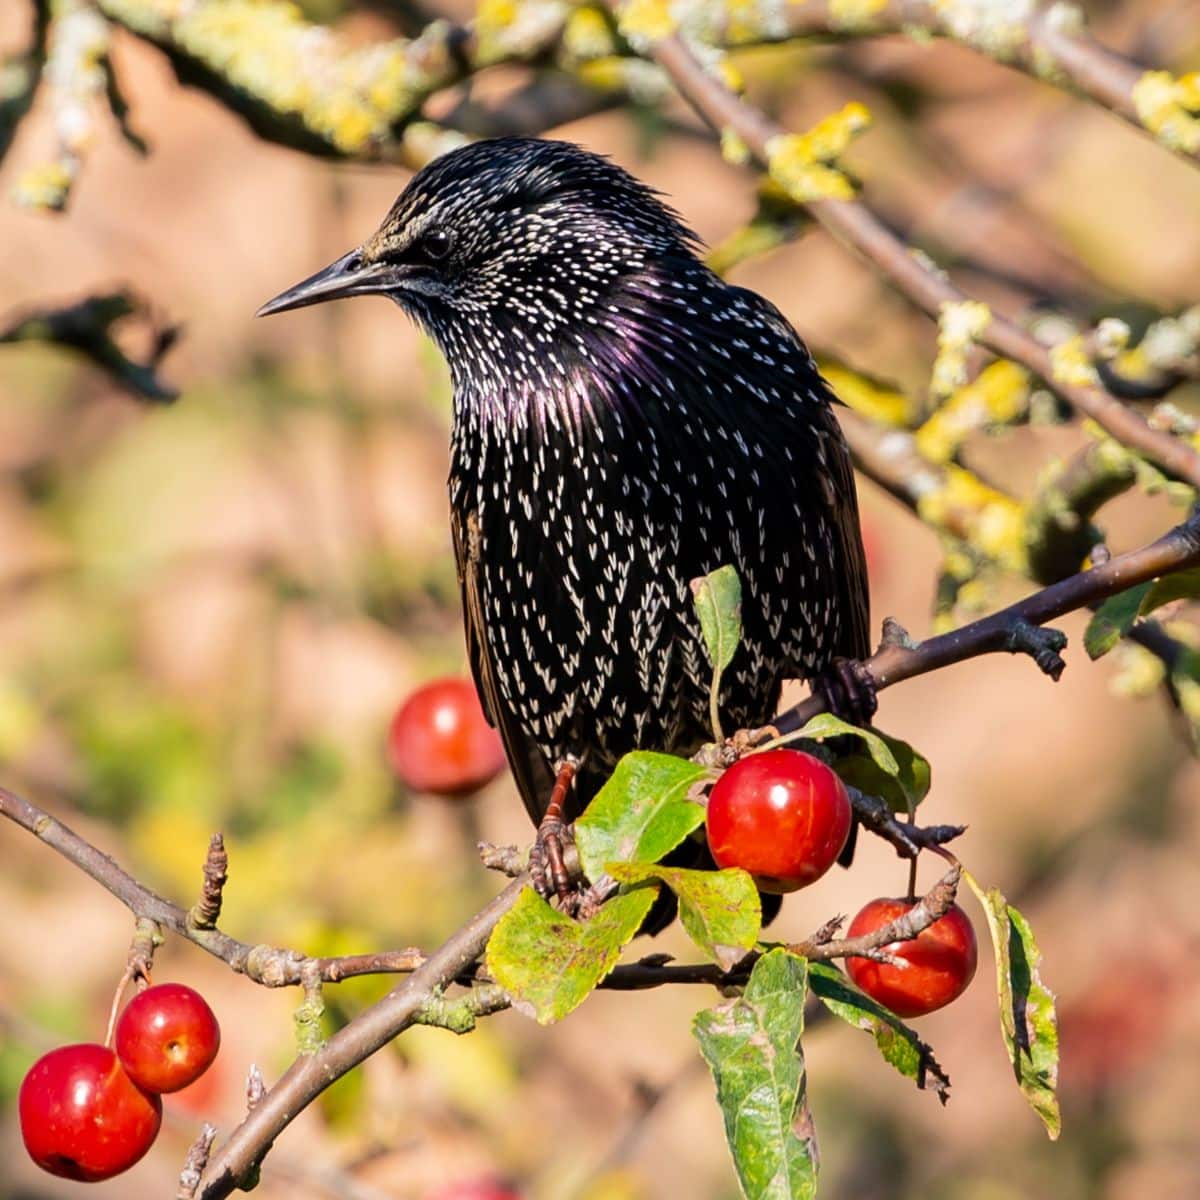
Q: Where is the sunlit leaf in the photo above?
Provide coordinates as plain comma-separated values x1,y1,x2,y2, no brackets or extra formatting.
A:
1139,567,1200,616
965,874,1061,1138
608,862,760,970
694,949,816,1200
575,752,709,882
808,962,950,1102
787,714,929,812
486,886,657,1025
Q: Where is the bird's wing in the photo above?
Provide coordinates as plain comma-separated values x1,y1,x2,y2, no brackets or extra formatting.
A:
721,283,872,664
816,398,872,661
450,506,554,824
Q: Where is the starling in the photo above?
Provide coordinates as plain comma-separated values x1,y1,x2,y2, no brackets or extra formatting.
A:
259,138,871,901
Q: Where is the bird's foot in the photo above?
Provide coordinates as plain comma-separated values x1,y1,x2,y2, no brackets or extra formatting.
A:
529,758,582,908
814,657,878,727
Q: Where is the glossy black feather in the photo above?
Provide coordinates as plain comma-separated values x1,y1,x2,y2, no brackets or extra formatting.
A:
371,139,869,822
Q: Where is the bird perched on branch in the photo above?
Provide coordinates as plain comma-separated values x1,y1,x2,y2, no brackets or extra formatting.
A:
259,138,871,905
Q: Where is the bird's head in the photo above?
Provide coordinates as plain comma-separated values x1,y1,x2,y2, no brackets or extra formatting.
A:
257,138,698,364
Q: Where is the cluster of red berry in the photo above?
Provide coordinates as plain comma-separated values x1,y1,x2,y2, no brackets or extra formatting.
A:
707,748,976,1016
391,678,977,1020
20,983,220,1181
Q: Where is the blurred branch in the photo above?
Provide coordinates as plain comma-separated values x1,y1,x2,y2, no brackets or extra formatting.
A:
0,292,178,401
0,0,49,167
94,0,565,160
613,7,1200,492
718,0,1200,167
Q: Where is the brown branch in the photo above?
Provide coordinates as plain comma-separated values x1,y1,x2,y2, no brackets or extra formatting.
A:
733,3,1175,151
0,293,178,402
790,865,961,961
616,13,1200,491
776,506,1200,733
188,833,229,930
193,876,526,1199
0,786,427,987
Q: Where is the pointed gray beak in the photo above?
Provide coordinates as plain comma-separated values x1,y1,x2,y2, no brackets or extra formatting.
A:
256,249,394,317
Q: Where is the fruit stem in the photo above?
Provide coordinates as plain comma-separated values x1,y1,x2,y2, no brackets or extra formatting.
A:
104,964,136,1048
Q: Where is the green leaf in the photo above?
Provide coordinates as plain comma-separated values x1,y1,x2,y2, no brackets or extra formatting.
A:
575,751,709,883
1084,583,1151,659
831,729,931,813
808,962,950,1102
608,862,760,971
964,874,1061,1139
486,886,658,1025
692,565,743,738
790,714,929,812
691,564,743,680
1139,567,1200,616
694,949,817,1200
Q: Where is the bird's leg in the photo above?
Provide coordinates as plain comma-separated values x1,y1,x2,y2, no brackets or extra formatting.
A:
814,657,878,727
529,758,579,906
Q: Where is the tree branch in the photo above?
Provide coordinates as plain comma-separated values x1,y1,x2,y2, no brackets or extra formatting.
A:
777,506,1200,733
193,876,526,1199
0,293,178,402
611,8,1200,491
717,1,1197,167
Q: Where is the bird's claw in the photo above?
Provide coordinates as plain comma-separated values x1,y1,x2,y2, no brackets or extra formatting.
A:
815,657,878,727
529,815,576,906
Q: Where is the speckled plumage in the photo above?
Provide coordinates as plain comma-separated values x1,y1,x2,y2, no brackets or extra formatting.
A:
281,138,870,822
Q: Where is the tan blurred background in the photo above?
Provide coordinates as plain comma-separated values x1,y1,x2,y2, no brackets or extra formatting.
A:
2,2,1200,1198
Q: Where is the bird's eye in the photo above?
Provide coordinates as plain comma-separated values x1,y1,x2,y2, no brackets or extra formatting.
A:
421,229,454,261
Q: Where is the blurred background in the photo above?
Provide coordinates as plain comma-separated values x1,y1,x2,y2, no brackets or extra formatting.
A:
2,1,1200,1197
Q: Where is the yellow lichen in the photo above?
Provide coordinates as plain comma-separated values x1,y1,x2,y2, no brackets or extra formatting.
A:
916,360,1031,463
1132,69,1200,154
1048,334,1099,388
720,127,751,166
617,0,676,45
564,7,616,60
820,361,917,427
764,102,872,204
918,466,1027,572
12,161,75,210
929,300,991,400
829,0,888,33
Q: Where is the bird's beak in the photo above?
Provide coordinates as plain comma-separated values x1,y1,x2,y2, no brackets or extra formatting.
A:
256,249,394,317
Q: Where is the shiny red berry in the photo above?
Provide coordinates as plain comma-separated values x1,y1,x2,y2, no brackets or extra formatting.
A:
115,983,220,1094
19,1043,162,1181
706,749,852,892
387,677,507,795
845,898,979,1017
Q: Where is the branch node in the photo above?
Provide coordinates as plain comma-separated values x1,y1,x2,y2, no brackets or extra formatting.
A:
1004,618,1068,679
879,616,918,651
187,832,228,931
477,841,527,876
245,1064,266,1111
176,1123,217,1200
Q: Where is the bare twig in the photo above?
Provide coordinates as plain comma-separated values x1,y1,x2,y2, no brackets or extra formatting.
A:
188,833,229,931
177,1124,218,1200
776,507,1200,733
0,786,427,988
0,293,177,402
193,876,527,1200
720,0,1200,168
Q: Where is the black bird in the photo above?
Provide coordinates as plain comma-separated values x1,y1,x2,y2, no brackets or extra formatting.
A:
259,138,871,900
